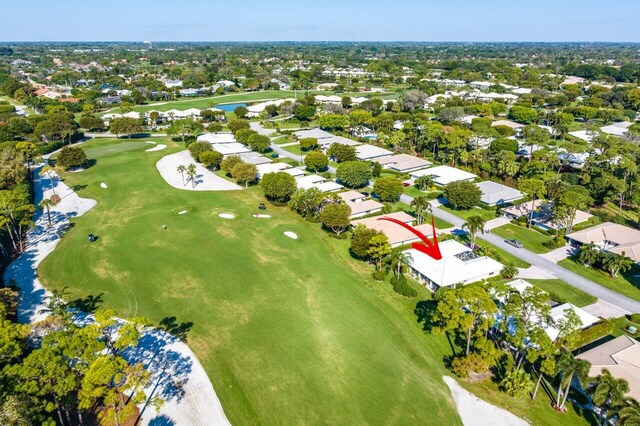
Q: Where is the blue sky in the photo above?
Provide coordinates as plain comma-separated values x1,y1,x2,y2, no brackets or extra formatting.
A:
2,0,639,42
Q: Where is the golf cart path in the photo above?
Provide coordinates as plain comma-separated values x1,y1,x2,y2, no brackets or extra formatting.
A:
156,150,241,191
443,377,528,426
3,167,230,426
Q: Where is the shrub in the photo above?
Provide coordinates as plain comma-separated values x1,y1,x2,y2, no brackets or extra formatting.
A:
500,369,534,398
501,265,519,279
199,151,223,170
389,275,417,298
451,354,491,379
443,180,481,210
568,320,615,350
372,270,387,281
260,172,297,202
373,177,404,202
188,141,212,160
56,146,87,169
628,313,640,324
336,161,371,189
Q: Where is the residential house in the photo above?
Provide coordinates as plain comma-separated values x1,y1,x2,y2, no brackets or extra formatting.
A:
565,222,640,263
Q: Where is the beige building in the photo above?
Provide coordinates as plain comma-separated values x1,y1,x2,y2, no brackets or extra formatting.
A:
576,335,640,401
565,222,640,262
351,211,437,247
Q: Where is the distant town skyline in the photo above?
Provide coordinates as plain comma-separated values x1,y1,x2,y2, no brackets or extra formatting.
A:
2,0,640,42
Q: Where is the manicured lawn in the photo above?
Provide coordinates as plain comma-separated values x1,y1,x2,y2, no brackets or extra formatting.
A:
558,258,640,301
439,204,497,222
460,377,594,426
41,138,463,425
101,90,303,114
526,279,597,307
281,143,305,156
475,239,531,268
491,224,554,254
271,136,293,145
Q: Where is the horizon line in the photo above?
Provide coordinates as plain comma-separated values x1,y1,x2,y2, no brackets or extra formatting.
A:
2,40,640,44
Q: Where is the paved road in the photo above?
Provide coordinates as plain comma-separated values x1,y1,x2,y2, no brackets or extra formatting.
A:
400,194,640,313
264,120,640,313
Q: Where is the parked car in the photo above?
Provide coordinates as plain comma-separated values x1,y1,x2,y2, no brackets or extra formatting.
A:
270,153,279,158
504,239,523,248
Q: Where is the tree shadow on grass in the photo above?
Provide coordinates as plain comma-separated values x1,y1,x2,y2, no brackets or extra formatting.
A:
69,293,104,314
159,316,194,343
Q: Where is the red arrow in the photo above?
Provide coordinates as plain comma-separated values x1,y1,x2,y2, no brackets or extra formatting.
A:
377,216,442,260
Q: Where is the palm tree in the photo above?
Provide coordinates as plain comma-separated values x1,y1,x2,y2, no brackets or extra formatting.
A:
38,287,70,319
619,399,640,425
187,164,197,188
462,215,486,248
589,369,629,423
411,196,432,225
577,243,599,267
555,349,591,410
39,166,57,196
385,250,414,280
38,198,57,227
601,252,635,278
176,165,187,186
518,178,545,228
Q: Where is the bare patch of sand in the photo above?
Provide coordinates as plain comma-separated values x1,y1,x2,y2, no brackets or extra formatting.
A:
218,213,235,219
100,182,108,188
284,231,298,239
146,144,167,152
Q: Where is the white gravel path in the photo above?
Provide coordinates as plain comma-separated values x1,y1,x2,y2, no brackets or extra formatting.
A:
156,150,241,191
3,166,231,426
443,376,529,426
146,144,167,152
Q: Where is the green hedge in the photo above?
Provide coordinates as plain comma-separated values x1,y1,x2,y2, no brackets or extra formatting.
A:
570,320,615,350
390,274,418,298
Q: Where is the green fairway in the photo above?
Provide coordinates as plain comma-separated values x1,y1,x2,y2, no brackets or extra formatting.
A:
491,224,554,254
558,258,640,301
40,138,462,424
526,279,597,307
101,90,304,114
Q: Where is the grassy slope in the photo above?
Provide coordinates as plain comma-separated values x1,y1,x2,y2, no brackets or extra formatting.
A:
558,258,640,302
41,138,461,425
491,224,553,254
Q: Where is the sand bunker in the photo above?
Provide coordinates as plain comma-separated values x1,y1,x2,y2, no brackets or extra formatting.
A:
146,144,167,152
145,141,156,144
178,210,188,215
100,182,108,188
218,213,235,219
253,214,271,218
284,231,298,239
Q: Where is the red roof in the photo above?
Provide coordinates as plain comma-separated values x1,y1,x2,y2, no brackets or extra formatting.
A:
34,88,50,96
59,97,79,103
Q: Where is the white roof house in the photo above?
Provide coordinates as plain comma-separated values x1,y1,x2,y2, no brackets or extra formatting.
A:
492,119,525,130
294,128,334,140
546,303,600,342
197,133,236,144
282,168,306,178
475,181,523,206
601,122,633,137
569,130,598,143
504,280,600,341
406,240,503,289
256,162,291,178
295,175,343,192
246,98,294,117
355,144,393,161
411,165,478,186
211,143,251,156
376,154,432,173
319,135,361,149
239,152,272,165
338,190,384,218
